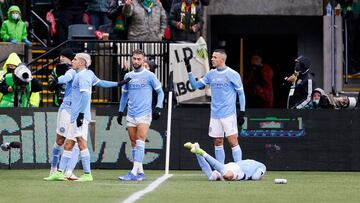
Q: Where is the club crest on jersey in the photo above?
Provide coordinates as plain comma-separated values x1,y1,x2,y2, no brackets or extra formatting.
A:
59,127,66,133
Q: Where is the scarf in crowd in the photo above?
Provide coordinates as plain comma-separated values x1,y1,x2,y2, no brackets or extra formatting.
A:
141,0,155,16
180,0,197,28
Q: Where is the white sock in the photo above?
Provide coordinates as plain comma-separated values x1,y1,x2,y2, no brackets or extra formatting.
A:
131,162,141,175
138,163,144,174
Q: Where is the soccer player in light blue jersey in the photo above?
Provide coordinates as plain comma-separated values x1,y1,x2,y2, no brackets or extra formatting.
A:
184,142,266,181
117,49,164,181
184,49,246,164
45,53,130,181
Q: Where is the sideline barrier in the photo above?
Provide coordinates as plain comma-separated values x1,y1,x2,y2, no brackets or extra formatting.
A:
1,108,360,171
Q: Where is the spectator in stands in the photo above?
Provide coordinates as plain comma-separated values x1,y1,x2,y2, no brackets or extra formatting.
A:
171,0,210,7
0,52,21,101
0,0,7,24
0,5,30,45
0,52,21,79
48,48,75,107
87,0,111,30
169,0,203,42
107,0,128,39
244,52,274,108
302,88,324,109
0,64,42,107
52,0,90,44
122,0,167,41
144,58,158,73
285,55,316,109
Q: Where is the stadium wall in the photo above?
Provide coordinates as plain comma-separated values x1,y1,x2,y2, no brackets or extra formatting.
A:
1,107,360,171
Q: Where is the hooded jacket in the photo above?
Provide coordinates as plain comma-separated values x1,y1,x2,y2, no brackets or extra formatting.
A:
1,52,22,76
0,5,27,42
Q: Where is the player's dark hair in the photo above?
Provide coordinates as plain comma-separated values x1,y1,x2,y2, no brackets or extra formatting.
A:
132,49,145,56
214,49,226,55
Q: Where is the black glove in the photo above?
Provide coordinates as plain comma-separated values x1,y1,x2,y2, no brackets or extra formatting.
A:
237,111,245,128
117,112,123,125
152,107,161,120
118,78,131,87
184,57,192,73
48,75,58,91
76,113,84,127
56,63,70,76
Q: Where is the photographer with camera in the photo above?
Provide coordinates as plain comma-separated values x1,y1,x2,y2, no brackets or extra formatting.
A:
0,64,42,107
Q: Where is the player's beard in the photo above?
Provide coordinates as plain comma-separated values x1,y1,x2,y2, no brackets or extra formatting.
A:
133,64,142,70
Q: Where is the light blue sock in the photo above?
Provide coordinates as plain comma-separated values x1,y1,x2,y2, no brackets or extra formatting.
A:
51,143,62,168
58,150,72,172
214,145,225,164
196,154,212,178
134,140,145,163
232,145,242,162
132,148,136,162
203,153,226,175
66,143,80,172
80,149,91,174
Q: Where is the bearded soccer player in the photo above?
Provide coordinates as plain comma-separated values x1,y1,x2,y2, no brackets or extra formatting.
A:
117,49,164,181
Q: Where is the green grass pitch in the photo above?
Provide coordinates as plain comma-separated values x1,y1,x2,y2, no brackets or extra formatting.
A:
0,170,360,203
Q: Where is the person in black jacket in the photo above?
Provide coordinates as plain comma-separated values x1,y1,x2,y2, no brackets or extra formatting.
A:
170,0,203,42
48,48,75,107
285,55,316,109
107,0,129,39
52,0,90,43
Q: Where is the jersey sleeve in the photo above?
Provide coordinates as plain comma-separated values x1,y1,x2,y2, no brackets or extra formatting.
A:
122,73,130,92
89,70,100,86
150,73,162,90
229,71,244,92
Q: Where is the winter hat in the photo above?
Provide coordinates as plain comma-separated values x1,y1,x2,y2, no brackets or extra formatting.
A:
311,88,325,98
145,60,158,72
295,55,311,73
60,48,75,60
75,53,92,68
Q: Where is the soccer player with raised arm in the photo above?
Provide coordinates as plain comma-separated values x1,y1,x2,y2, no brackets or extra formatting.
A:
184,49,246,164
46,53,130,180
184,142,266,181
117,49,164,181
45,53,129,181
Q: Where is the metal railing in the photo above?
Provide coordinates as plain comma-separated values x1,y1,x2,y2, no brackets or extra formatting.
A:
27,40,170,106
29,10,50,47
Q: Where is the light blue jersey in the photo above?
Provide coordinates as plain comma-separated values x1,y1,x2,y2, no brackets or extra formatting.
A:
119,68,163,117
70,69,100,122
189,67,245,119
58,69,76,113
58,69,118,114
237,159,266,180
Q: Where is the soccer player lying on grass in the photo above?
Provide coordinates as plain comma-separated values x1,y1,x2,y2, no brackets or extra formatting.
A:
184,142,266,181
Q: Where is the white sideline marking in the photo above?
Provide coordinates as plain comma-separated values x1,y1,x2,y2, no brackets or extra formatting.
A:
121,174,173,203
